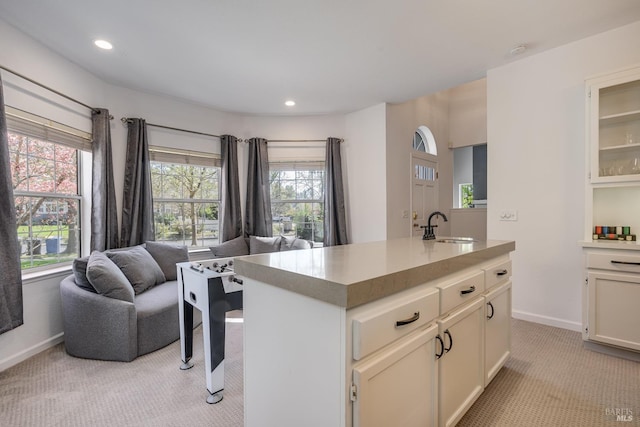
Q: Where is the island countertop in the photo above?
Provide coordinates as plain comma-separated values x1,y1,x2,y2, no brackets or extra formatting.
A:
233,236,515,309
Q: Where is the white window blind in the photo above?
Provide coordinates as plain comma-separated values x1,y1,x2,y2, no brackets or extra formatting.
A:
269,161,324,171
5,106,92,152
149,146,220,167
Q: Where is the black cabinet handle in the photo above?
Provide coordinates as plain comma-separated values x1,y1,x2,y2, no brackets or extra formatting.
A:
460,285,476,295
496,269,508,276
444,329,453,353
487,301,495,319
611,260,640,266
435,335,444,359
395,312,420,327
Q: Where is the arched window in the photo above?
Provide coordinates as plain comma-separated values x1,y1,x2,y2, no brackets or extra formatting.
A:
413,125,437,155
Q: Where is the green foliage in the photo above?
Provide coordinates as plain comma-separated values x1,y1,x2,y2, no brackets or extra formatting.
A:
461,184,474,208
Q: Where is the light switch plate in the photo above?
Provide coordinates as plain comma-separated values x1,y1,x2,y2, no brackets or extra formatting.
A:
499,210,518,221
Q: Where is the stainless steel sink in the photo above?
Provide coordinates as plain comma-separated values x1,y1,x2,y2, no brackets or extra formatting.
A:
435,237,476,244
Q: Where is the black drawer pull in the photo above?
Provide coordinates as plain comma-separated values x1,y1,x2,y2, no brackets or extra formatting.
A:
487,301,495,319
395,312,420,327
611,260,640,266
460,285,476,295
435,335,444,359
496,269,508,276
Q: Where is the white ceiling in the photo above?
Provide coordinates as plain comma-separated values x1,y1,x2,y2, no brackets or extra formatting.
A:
2,0,640,116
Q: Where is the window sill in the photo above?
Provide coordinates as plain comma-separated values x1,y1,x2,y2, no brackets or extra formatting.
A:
22,265,73,285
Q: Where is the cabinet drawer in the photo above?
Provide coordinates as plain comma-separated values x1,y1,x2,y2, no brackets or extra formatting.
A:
587,252,640,274
352,287,439,361
437,271,485,315
484,259,512,290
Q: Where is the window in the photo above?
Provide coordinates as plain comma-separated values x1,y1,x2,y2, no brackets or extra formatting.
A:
150,148,220,248
460,183,474,208
270,163,324,244
413,125,438,155
8,128,83,271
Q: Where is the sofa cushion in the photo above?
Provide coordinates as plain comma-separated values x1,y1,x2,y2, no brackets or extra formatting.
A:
144,241,189,281
210,235,249,258
86,251,135,302
250,235,281,254
72,256,96,293
280,235,313,251
106,245,166,294
135,280,181,356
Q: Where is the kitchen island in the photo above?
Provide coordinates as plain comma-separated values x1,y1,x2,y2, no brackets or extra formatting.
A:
234,236,515,427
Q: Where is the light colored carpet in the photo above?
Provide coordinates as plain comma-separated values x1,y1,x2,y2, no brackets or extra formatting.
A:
458,319,640,427
0,311,244,427
1,315,639,426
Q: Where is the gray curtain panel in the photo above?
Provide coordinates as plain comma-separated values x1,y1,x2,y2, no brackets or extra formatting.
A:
220,135,242,241
245,137,272,237
91,108,119,251
121,118,155,247
0,74,24,335
324,137,348,246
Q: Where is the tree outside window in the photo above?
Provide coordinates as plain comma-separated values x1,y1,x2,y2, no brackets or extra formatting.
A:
460,183,474,208
8,132,81,270
150,161,220,248
270,166,324,243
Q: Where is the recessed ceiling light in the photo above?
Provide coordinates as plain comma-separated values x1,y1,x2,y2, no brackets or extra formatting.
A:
94,39,113,50
285,100,296,107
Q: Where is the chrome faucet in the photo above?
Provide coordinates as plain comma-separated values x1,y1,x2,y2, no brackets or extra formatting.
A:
422,211,448,240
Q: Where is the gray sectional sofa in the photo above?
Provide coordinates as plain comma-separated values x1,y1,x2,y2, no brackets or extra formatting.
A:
60,235,312,362
60,241,191,362
209,235,313,258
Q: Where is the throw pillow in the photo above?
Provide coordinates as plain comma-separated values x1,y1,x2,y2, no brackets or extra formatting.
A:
72,256,96,293
86,251,135,302
249,235,281,254
280,235,313,251
106,245,166,294
144,241,189,281
209,235,249,258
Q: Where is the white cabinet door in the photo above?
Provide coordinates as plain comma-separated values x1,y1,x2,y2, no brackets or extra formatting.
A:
352,323,439,427
587,67,640,184
438,298,485,427
484,280,511,386
588,271,640,351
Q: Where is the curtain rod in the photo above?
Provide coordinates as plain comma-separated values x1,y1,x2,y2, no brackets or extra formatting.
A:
0,64,100,114
121,117,342,143
121,117,223,139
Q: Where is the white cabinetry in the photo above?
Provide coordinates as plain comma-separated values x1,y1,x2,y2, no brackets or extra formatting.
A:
583,64,640,356
350,287,440,427
483,258,512,386
242,249,514,427
352,324,439,427
484,280,512,385
437,298,485,427
584,250,640,352
587,66,640,183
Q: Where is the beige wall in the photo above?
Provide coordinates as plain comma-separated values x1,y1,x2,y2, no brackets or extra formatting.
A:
344,103,387,243
487,20,640,331
386,92,453,239
448,78,487,148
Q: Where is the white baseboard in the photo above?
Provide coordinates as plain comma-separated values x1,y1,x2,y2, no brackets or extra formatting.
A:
0,333,64,372
512,310,582,332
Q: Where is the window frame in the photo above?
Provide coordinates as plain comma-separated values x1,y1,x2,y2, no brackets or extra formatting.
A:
6,108,90,272
269,161,325,244
149,146,222,249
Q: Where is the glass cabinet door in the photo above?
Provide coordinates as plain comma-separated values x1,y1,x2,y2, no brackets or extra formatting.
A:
590,72,640,183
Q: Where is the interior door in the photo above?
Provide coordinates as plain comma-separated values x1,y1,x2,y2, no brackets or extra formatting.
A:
411,153,439,237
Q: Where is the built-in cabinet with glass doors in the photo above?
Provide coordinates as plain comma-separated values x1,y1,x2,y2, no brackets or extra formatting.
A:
583,65,640,357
